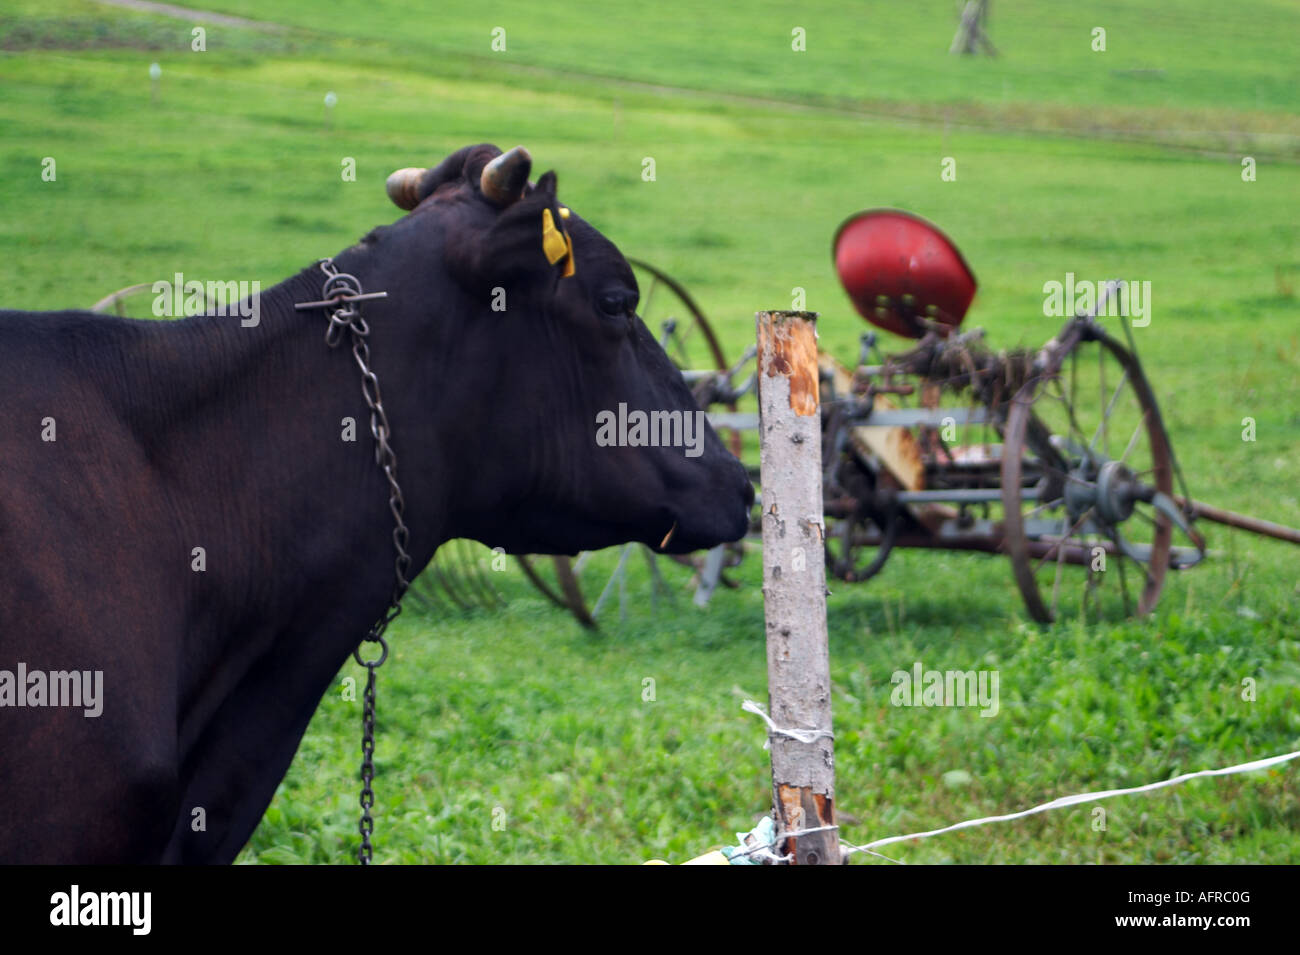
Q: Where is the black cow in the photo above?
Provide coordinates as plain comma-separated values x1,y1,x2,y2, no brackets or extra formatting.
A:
0,143,753,863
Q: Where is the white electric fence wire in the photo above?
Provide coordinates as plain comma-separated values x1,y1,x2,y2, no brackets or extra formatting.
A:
850,845,907,864
841,748,1300,859
739,699,1297,864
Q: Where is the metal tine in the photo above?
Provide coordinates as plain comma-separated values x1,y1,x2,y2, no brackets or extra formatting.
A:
591,543,634,620
619,549,629,623
458,538,503,609
405,575,444,614
446,542,492,609
407,547,454,614
449,540,486,608
454,538,492,608
428,547,473,610
640,543,674,609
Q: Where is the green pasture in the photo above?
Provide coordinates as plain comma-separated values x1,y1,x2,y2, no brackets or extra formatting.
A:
0,0,1296,862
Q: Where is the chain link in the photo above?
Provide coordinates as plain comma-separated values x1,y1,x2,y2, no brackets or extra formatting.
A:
303,258,410,865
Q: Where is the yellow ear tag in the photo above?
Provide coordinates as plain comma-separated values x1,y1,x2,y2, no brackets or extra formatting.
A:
541,207,568,262
560,227,575,277
540,208,576,278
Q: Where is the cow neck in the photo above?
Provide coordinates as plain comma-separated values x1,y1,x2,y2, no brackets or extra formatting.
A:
129,254,446,749
292,254,411,865
210,255,418,621
292,255,413,618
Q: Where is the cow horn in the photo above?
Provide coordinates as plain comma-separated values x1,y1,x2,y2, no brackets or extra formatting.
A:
386,167,428,211
479,146,532,207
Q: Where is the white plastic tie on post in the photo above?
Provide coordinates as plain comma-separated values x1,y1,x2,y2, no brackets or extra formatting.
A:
742,699,834,747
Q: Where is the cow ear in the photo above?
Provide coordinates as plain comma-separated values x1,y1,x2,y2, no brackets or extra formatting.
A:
447,167,571,298
534,170,558,198
531,172,575,278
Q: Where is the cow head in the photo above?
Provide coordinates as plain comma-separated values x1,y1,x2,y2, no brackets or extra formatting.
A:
362,143,753,556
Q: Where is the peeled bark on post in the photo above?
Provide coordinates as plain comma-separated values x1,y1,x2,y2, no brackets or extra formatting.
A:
756,310,839,865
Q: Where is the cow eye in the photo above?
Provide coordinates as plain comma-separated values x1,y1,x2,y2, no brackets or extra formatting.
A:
598,290,634,317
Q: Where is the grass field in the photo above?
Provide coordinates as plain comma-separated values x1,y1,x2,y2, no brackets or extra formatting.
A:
1,0,1297,863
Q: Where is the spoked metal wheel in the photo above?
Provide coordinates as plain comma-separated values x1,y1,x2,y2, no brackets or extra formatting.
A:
1001,320,1203,624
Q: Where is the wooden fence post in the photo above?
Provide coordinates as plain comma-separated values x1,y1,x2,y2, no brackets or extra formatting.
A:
756,310,839,865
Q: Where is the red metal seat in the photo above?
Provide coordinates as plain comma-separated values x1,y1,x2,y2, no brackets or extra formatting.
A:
833,209,977,339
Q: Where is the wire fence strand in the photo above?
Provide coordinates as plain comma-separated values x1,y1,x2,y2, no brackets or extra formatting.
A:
841,748,1300,859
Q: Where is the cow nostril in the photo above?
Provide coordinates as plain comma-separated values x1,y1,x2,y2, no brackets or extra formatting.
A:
742,478,756,507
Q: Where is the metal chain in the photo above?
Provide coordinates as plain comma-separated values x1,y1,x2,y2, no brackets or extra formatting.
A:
357,662,378,862
297,258,408,865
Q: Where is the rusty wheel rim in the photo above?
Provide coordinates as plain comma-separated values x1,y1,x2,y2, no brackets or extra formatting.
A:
1001,326,1174,624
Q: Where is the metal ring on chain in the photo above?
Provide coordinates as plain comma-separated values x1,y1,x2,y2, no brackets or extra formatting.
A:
353,634,389,668
323,271,362,296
